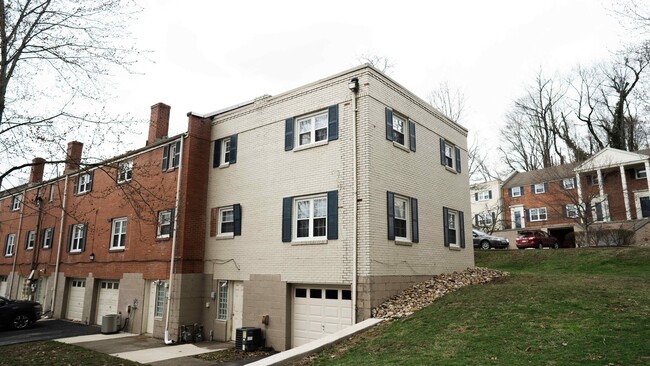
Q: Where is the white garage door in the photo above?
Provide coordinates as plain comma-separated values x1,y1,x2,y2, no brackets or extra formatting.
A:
95,280,120,325
66,279,86,321
293,286,352,347
0,276,7,297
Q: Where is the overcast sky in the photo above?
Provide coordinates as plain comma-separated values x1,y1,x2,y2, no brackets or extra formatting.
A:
111,0,627,157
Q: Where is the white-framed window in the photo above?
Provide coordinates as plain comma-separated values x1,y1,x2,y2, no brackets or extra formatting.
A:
77,172,92,194
533,183,546,194
218,207,234,236
11,194,21,211
392,114,406,146
154,281,165,318
444,143,454,168
49,184,55,202
110,218,127,249
4,234,15,256
295,195,327,240
42,228,53,248
476,212,494,226
393,196,409,240
70,224,85,253
297,111,328,147
476,191,491,201
636,169,647,179
25,230,35,250
529,207,547,221
217,280,228,321
100,281,119,290
117,160,133,183
221,138,231,165
157,210,172,239
447,209,459,246
511,186,522,197
162,140,181,171
562,178,575,189
566,204,578,218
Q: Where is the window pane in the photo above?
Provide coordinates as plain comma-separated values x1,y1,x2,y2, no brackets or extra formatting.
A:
342,290,352,300
310,289,322,298
315,114,327,129
315,128,327,142
295,288,307,298
222,210,233,222
299,120,311,133
448,213,456,229
395,218,407,238
392,117,403,133
297,219,310,237
297,201,310,219
313,198,327,218
394,199,406,220
448,228,457,244
221,222,234,233
313,218,326,237
300,132,311,145
325,289,338,299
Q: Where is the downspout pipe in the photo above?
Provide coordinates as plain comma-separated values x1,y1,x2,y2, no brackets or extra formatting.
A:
350,78,359,324
165,135,184,345
51,175,69,313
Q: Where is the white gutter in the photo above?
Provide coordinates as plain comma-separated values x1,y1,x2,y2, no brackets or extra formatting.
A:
8,190,26,298
351,80,358,324
164,135,184,345
50,175,69,313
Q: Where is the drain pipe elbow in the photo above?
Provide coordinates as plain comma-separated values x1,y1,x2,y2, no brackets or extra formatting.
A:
164,330,175,345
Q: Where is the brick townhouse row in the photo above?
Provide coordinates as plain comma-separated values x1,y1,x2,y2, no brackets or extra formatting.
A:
0,65,474,350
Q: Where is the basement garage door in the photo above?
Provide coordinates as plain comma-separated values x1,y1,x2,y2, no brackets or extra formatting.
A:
95,280,120,325
66,279,86,321
292,286,352,347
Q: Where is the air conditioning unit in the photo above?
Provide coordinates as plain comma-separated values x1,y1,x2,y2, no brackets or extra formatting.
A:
235,327,263,351
101,314,121,334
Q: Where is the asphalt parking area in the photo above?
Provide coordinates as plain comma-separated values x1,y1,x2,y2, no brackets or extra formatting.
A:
0,319,100,346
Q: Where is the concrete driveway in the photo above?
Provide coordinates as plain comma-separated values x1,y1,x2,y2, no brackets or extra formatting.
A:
0,319,100,346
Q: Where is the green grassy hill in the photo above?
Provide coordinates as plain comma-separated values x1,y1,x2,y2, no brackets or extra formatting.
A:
302,247,650,365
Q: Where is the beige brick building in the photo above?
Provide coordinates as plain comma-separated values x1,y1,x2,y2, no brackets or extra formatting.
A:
196,65,474,350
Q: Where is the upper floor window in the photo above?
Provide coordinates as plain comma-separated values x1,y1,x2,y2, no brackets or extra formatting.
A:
162,140,181,172
533,183,547,194
157,210,173,239
42,227,54,249
219,207,234,236
589,175,599,186
222,138,231,164
69,223,86,253
11,194,21,211
213,135,237,168
4,234,15,256
385,107,416,152
74,172,93,194
510,186,522,197
110,218,128,249
285,105,339,151
117,160,133,183
387,192,418,243
636,169,646,179
282,192,337,243
565,204,578,218
562,178,576,189
298,111,328,146
25,230,35,250
528,207,547,222
439,138,460,173
475,212,495,226
475,190,492,201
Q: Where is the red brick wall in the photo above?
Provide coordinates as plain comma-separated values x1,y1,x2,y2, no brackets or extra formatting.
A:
503,179,579,229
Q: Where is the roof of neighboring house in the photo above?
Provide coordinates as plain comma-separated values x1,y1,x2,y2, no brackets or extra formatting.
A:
503,162,579,188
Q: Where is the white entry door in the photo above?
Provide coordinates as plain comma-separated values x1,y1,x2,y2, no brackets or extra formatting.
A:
146,281,156,334
95,281,120,325
292,286,352,347
231,282,244,341
0,276,7,297
66,279,86,321
511,207,525,229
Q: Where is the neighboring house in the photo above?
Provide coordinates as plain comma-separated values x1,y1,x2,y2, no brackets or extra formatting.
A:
0,103,211,340
501,147,650,246
197,64,474,350
470,180,504,232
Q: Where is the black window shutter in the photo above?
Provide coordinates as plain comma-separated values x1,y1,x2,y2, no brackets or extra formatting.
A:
455,147,461,173
385,107,394,141
73,176,79,194
285,118,294,151
24,234,29,249
2,237,7,256
66,224,73,252
41,229,46,247
411,197,418,243
459,211,465,248
525,209,530,222
520,186,525,196
162,144,170,172
229,134,238,164
488,191,493,199
328,105,339,141
475,215,479,226
213,139,221,168
282,197,292,242
443,207,450,247
327,190,338,240
544,182,548,192
88,171,94,192
233,203,241,236
439,138,446,165
387,192,395,240
491,211,496,222
508,188,512,197
530,184,535,193
81,224,87,252
169,208,175,238
408,120,416,152
474,193,479,201
573,177,577,187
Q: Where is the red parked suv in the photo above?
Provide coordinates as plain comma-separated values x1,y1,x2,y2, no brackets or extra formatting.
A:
516,230,560,249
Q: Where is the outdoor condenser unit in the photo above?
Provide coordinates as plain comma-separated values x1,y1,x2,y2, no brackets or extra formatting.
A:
235,327,263,351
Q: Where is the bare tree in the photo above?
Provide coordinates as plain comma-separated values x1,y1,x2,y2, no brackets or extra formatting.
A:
357,53,395,74
0,0,144,189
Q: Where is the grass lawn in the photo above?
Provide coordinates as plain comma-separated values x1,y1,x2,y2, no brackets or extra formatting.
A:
0,340,142,366
299,247,650,365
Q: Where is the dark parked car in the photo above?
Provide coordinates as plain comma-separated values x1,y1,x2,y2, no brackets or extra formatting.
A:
472,229,509,250
0,296,42,329
515,230,559,249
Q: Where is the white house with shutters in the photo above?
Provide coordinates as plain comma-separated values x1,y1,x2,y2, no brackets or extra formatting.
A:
196,64,474,351
470,179,505,231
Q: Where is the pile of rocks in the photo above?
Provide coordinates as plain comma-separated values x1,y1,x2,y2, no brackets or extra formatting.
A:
371,267,509,319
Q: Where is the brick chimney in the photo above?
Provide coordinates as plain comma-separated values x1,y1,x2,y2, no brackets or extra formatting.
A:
29,157,46,184
147,102,171,145
64,141,83,174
